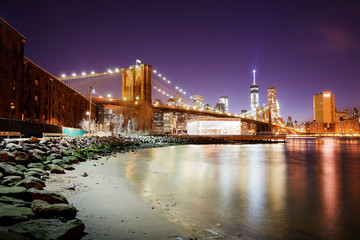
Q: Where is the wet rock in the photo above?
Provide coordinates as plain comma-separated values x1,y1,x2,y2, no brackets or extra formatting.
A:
0,162,24,178
52,159,65,165
39,139,47,144
1,176,23,187
48,164,65,174
31,199,77,220
14,152,30,165
27,163,44,170
9,218,85,240
16,176,46,190
0,196,31,207
26,168,49,177
62,165,75,171
63,156,78,164
15,164,27,172
0,205,35,225
0,230,30,240
60,150,71,156
32,153,45,162
0,187,27,199
0,151,10,162
6,143,22,151
27,188,68,204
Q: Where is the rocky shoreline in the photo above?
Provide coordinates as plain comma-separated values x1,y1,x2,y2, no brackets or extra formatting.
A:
0,135,209,240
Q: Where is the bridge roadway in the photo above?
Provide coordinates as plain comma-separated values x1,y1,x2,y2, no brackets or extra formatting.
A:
91,97,276,128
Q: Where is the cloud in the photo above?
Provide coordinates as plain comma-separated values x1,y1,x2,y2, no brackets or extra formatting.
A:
302,24,355,53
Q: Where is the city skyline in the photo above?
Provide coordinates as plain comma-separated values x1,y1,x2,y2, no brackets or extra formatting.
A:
1,1,360,122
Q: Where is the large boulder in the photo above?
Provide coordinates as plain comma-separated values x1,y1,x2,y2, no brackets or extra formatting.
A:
0,162,24,178
26,188,68,204
0,205,35,225
0,187,27,199
9,218,84,240
0,230,30,240
31,200,77,220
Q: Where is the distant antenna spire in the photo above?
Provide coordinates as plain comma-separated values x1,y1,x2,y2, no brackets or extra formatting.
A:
252,69,256,84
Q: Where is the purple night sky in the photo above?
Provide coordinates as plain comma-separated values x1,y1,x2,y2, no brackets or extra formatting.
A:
2,1,360,122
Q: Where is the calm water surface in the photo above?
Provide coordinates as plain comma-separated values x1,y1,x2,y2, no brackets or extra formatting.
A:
119,138,360,240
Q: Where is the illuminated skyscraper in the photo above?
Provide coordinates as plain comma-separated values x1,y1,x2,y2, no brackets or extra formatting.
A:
220,96,229,112
192,95,205,109
250,70,259,117
313,91,335,124
267,87,279,120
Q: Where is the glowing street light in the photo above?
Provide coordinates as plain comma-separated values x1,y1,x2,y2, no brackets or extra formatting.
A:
153,70,157,73
115,68,119,72
107,94,112,98
167,80,170,84
91,71,95,75
61,74,66,78
108,69,113,74
72,73,76,77
82,72,86,76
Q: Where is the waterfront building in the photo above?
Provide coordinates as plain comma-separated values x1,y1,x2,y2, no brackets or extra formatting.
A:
187,118,241,135
219,96,229,112
250,70,259,118
334,119,359,133
351,108,359,119
313,91,335,125
192,95,205,109
335,108,350,122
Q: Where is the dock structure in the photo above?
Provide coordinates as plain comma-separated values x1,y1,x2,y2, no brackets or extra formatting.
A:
175,134,287,143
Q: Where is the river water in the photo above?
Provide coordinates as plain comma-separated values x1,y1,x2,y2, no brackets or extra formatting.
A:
119,138,360,240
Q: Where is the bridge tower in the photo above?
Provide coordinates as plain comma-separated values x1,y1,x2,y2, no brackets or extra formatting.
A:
121,64,152,104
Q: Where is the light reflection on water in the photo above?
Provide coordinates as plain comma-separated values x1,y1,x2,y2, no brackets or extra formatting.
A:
120,138,360,239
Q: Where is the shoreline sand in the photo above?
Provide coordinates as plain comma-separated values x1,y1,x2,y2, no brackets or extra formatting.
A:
45,152,197,240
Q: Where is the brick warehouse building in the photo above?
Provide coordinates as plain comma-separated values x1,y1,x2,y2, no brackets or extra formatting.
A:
0,17,95,136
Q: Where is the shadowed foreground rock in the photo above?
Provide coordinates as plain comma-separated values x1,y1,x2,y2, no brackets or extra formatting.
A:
9,218,85,240
0,205,34,225
0,230,30,240
31,199,77,220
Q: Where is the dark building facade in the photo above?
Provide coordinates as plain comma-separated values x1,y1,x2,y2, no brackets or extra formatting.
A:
0,17,95,132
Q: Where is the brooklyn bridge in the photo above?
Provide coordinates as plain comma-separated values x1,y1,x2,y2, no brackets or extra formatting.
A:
60,63,291,135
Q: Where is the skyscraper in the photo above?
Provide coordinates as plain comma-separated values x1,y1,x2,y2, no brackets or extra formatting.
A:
313,91,335,124
267,87,279,120
250,70,259,117
192,95,205,109
219,96,229,112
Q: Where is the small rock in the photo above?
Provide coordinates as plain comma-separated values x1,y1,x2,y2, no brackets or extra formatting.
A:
48,164,65,174
30,137,40,143
82,172,88,177
216,223,222,227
